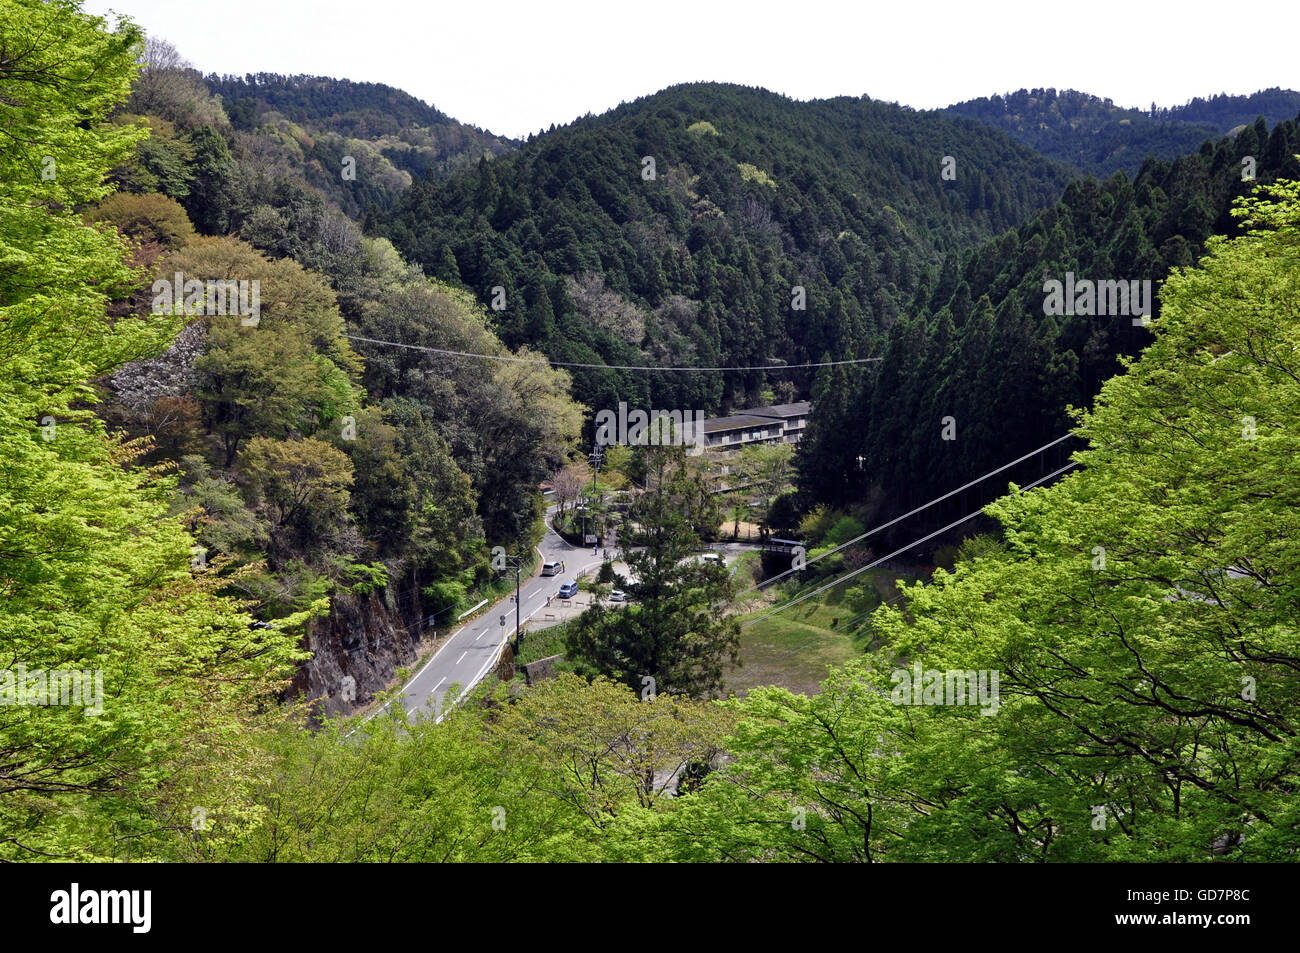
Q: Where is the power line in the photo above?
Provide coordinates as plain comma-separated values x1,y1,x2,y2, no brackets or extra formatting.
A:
342,334,881,372
734,430,1084,599
742,459,1080,628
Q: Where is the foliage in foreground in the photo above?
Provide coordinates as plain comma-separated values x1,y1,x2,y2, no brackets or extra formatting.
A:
0,0,306,861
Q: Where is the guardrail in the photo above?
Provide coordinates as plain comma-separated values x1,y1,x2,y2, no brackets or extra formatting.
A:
759,538,804,554
457,599,489,621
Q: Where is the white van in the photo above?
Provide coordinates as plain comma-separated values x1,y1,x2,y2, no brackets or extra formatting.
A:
542,561,562,576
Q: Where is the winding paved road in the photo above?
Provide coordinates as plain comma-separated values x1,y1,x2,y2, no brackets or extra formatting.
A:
379,509,602,722
361,510,763,726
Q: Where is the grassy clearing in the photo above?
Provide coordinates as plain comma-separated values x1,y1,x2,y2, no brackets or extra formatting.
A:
515,619,573,666
724,567,917,698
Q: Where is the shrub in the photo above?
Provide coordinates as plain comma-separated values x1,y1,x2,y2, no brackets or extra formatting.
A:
86,191,196,248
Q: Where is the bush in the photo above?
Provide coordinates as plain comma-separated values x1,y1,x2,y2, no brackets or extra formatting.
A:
86,191,196,248
957,533,1006,564
421,579,467,618
798,505,840,544
823,514,865,547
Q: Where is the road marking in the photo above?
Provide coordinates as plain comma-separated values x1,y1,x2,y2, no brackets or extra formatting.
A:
409,535,588,724
352,525,580,735
456,651,467,664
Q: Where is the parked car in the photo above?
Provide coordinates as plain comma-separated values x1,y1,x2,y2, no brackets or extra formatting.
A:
700,552,724,566
558,580,579,598
609,589,627,602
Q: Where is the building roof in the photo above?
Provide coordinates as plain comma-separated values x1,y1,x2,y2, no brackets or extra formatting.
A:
743,401,811,420
702,414,782,434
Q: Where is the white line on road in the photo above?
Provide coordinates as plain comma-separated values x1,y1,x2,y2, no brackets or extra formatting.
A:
360,536,588,732
456,651,467,664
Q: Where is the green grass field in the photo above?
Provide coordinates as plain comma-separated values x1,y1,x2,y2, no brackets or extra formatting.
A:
725,566,915,697
514,619,573,666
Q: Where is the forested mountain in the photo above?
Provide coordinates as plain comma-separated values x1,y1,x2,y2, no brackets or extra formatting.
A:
1162,88,1300,128
205,73,515,215
947,87,1300,177
796,113,1300,542
210,72,489,135
378,77,1300,552
84,37,581,649
380,82,1075,422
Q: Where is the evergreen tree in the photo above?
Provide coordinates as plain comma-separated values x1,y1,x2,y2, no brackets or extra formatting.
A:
567,441,738,697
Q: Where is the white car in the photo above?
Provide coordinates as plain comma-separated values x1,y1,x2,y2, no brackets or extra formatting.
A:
609,589,627,602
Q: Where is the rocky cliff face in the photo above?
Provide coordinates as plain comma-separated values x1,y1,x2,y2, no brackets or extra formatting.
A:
288,583,428,719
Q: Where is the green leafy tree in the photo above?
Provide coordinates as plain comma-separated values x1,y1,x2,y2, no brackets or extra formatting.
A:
0,0,304,860
238,436,354,549
567,442,738,697
109,114,195,197
183,124,238,234
85,190,197,249
170,237,361,463
489,674,734,826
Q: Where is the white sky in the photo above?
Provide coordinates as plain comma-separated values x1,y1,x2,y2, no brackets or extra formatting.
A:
83,0,1299,140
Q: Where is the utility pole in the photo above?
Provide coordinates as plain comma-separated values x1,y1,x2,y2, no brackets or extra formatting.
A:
589,444,603,496
586,443,604,547
498,552,528,654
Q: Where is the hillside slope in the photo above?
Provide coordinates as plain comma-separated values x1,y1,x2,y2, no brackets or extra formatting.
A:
206,73,516,216
797,111,1300,541
381,82,1076,419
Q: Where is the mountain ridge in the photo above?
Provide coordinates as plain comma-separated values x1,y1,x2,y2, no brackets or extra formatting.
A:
380,80,1076,420
946,86,1300,176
